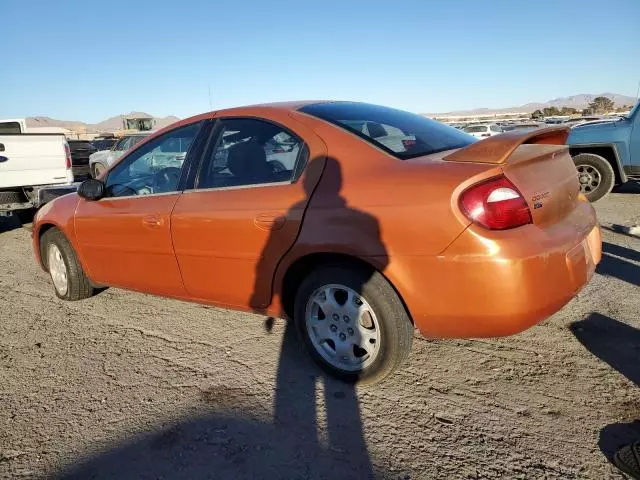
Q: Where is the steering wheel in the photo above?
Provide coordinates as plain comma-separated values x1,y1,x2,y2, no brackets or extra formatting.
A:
152,167,182,193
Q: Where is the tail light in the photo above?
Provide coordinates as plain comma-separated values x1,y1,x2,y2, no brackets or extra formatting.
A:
64,143,72,169
459,176,532,230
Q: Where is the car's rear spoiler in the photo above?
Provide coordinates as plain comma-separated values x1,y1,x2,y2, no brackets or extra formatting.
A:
444,126,570,164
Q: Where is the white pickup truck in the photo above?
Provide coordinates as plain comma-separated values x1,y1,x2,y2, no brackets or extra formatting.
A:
0,119,77,214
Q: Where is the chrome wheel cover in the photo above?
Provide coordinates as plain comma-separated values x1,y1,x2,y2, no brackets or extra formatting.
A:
305,284,381,372
48,244,68,296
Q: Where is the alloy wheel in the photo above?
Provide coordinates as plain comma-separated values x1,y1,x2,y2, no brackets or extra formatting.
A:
305,284,381,372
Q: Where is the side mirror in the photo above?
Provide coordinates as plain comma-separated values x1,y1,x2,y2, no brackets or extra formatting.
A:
77,178,105,201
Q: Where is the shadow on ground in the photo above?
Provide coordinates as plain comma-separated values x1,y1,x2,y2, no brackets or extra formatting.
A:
596,242,640,286
612,180,640,194
55,319,385,480
0,214,22,233
571,313,640,461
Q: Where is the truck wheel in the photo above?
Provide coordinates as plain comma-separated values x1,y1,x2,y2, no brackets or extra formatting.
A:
0,191,23,204
41,228,94,301
293,265,413,385
573,153,615,202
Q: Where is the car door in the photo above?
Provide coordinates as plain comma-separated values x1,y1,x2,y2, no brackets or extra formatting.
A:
74,121,206,296
171,114,327,309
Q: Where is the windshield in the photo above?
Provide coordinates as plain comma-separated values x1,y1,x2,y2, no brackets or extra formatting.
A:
300,102,475,159
464,125,488,133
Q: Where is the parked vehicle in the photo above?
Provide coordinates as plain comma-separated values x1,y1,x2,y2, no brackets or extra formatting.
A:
33,101,601,384
0,132,75,213
89,133,149,178
463,123,502,138
67,140,97,180
568,101,640,201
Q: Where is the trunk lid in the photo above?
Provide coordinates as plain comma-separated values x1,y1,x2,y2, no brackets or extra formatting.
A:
443,127,580,227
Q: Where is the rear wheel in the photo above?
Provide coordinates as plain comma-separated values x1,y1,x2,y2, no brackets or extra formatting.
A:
573,153,615,202
41,228,94,301
293,265,413,385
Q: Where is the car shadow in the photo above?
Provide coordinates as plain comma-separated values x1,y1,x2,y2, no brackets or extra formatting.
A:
570,313,640,461
612,180,640,194
596,242,640,286
56,327,383,479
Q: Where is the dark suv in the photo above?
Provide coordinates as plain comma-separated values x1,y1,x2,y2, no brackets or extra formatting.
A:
67,140,98,180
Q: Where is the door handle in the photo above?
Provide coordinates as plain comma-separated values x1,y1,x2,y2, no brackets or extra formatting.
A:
142,215,163,228
254,213,286,231
0,156,7,163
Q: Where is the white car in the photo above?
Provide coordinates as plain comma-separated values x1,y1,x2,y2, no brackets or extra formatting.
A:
463,124,503,138
89,133,150,178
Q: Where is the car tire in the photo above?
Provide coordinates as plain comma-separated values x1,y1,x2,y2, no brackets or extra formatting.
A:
0,191,23,204
92,163,106,179
572,153,615,202
293,265,413,385
41,228,94,301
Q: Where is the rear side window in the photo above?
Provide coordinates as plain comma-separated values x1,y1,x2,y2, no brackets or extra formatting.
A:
197,118,306,189
300,102,474,159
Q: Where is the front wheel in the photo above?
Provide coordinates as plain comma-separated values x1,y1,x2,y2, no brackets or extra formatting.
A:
573,153,615,202
92,163,107,179
294,265,413,385
41,228,94,301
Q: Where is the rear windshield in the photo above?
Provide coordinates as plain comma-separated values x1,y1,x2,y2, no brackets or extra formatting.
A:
464,125,488,133
300,102,475,159
0,121,22,134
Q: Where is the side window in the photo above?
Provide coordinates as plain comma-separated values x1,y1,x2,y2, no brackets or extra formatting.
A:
105,122,200,198
198,119,306,189
114,138,130,151
490,125,501,133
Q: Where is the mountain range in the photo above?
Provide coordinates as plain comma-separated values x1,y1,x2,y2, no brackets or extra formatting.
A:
26,112,181,133
426,93,637,116
22,93,638,128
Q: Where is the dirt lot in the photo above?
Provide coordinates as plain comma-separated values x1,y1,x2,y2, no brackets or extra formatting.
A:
1,186,639,480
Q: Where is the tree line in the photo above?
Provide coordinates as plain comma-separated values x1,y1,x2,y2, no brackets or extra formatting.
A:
531,97,632,119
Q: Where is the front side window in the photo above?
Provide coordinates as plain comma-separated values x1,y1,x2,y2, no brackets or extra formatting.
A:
105,123,200,197
197,118,306,189
301,102,475,159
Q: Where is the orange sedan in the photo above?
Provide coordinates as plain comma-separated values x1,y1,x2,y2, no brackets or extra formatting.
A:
32,102,601,384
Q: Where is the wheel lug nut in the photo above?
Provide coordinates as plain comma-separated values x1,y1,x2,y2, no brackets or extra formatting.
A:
343,315,350,323
330,324,338,332
348,328,354,336
339,333,346,341
332,314,339,321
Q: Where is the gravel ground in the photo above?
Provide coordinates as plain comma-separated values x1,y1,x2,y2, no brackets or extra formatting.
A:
0,186,639,480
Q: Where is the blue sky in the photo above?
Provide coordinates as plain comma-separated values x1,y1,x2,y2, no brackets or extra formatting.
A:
2,0,639,122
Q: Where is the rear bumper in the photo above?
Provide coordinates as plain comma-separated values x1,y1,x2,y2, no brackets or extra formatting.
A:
389,198,601,338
